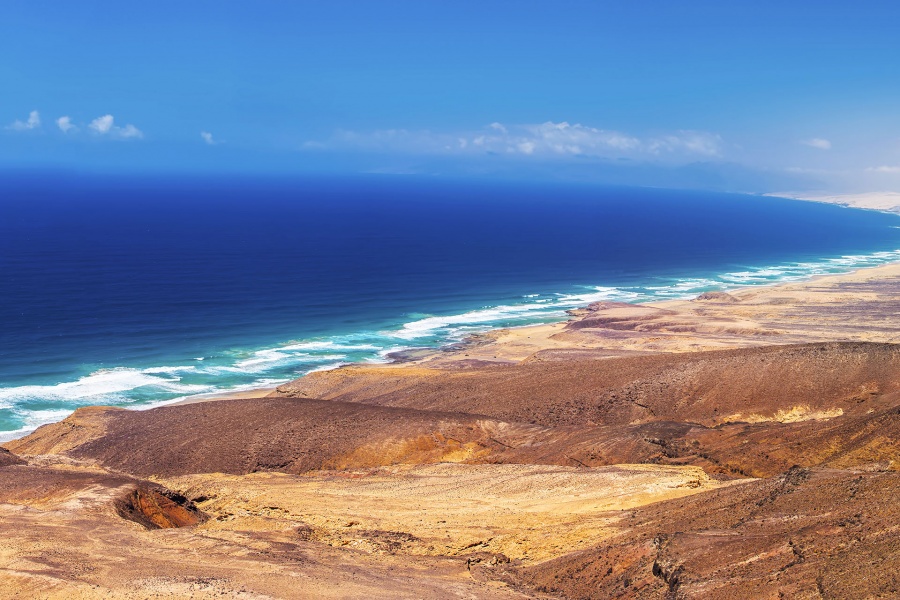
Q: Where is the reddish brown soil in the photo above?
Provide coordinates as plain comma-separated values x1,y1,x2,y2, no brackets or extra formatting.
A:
114,483,208,529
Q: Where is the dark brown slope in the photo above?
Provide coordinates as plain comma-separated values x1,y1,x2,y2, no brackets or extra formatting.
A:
8,393,897,482
523,399,900,479
275,342,900,428
510,467,900,599
0,447,23,467
13,397,562,477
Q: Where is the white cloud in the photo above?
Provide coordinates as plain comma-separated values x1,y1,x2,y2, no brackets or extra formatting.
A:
517,141,537,155
88,114,143,139
865,165,900,173
7,110,41,131
56,116,76,133
89,114,115,134
648,131,723,156
200,131,216,145
307,121,723,162
118,124,143,139
801,138,832,150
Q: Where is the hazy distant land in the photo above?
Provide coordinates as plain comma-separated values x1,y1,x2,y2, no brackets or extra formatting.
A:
771,191,900,214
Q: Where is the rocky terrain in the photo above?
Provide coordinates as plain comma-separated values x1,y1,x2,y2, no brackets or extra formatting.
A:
2,265,899,598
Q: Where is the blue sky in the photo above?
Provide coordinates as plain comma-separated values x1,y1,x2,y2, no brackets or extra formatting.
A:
3,1,900,192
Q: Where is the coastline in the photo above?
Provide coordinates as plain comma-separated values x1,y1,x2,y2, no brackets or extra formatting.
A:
4,250,900,435
187,258,900,404
395,259,900,368
765,190,900,215
5,250,900,599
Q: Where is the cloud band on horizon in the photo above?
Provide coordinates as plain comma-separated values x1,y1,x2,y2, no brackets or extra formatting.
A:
304,121,724,163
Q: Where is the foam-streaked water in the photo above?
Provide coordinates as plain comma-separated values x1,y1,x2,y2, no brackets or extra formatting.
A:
1,174,899,440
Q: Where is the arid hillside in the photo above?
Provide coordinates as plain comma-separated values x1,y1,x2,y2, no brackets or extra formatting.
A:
3,337,898,598
275,342,900,428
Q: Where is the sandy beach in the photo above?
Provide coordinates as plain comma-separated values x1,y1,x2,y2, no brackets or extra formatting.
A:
403,260,900,367
770,191,900,214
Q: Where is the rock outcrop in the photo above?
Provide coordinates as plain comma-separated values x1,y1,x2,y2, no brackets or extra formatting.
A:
115,483,208,529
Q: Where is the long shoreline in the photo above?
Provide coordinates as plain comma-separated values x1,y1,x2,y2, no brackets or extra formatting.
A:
186,257,900,404
2,249,900,440
766,190,900,215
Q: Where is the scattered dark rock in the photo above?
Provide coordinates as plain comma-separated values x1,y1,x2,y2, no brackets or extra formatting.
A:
694,291,739,303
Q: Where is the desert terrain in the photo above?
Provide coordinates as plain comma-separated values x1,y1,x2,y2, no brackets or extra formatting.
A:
2,264,899,599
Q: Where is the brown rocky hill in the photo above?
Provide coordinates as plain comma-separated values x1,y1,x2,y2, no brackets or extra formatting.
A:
274,342,900,428
7,343,899,482
8,398,531,477
510,467,900,599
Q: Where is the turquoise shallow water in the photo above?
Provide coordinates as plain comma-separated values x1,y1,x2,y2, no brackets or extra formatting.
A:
1,174,899,440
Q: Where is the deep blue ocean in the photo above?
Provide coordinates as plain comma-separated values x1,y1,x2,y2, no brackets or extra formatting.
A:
2,173,899,440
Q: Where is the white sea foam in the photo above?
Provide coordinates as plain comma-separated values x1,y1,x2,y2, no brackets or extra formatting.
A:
390,304,549,339
230,351,348,373
0,367,212,404
141,365,199,375
388,286,642,340
279,341,380,352
0,408,78,442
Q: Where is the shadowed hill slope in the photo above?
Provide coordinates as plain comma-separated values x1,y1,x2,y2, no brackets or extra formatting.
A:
8,398,527,477
0,447,23,467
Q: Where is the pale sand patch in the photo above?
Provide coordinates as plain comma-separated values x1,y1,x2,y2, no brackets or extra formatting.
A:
0,463,532,599
724,405,844,424
768,191,900,214
171,386,275,406
163,462,747,564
